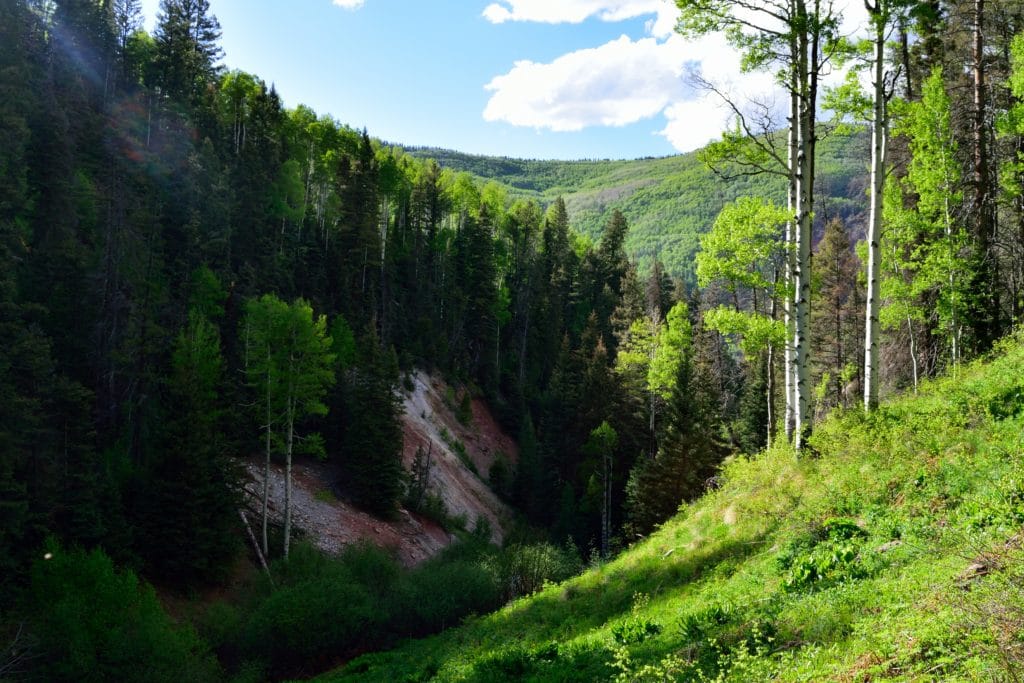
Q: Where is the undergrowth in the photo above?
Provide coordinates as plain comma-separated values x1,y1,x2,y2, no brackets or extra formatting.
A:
315,332,1024,682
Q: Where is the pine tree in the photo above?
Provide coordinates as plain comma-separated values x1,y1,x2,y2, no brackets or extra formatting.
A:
340,328,403,517
137,311,239,584
153,0,223,106
812,218,863,414
625,326,727,537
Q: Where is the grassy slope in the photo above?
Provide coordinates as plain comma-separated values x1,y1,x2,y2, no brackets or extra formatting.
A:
317,334,1024,682
406,132,868,283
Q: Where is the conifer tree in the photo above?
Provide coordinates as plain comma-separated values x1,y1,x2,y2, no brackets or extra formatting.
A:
153,0,223,106
812,218,864,414
138,311,239,583
625,325,726,537
340,328,403,517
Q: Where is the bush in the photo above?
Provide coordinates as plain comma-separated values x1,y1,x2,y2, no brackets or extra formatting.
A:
230,542,400,675
336,542,401,598
239,572,380,672
487,542,582,601
27,542,220,683
391,558,501,635
612,594,662,646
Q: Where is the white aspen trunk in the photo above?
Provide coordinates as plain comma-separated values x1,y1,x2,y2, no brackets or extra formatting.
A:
766,344,774,449
240,509,273,585
261,346,272,557
283,395,294,560
768,270,779,449
785,78,798,442
793,3,815,451
940,148,958,370
864,16,886,412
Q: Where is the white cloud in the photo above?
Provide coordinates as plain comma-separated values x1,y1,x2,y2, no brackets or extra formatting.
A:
483,34,692,132
332,0,365,9
659,97,730,151
483,31,784,151
482,0,677,38
482,0,874,153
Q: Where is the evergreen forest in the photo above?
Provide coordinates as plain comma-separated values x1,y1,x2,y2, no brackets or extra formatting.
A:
3,0,1024,681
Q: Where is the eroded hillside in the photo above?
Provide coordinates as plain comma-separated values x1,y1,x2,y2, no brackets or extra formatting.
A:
243,371,516,565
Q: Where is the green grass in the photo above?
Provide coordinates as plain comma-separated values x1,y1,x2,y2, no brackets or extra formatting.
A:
313,332,1024,682
406,131,867,283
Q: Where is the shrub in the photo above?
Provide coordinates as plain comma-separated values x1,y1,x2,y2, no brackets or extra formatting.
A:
678,603,733,644
239,572,380,672
27,542,220,683
232,542,396,675
778,518,871,592
487,542,582,601
337,542,401,598
457,391,473,425
391,558,501,635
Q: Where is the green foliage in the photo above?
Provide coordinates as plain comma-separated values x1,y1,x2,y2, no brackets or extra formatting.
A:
696,196,791,294
458,390,473,425
703,307,786,357
238,544,385,675
317,335,1024,683
28,543,219,682
987,384,1024,420
697,196,789,357
485,542,582,602
611,594,662,645
390,555,501,635
407,133,866,283
339,329,403,516
777,518,873,592
884,67,969,368
648,302,691,400
136,309,239,584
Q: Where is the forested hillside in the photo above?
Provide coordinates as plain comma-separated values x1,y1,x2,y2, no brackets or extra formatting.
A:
4,0,1024,681
407,132,868,282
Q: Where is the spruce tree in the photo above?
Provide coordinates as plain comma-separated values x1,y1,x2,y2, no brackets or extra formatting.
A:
340,328,404,517
137,311,239,584
153,0,223,106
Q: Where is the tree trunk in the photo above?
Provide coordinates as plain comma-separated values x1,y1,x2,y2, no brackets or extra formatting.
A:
972,0,998,351
283,396,294,560
864,13,886,412
601,452,611,559
766,344,774,448
768,269,779,448
262,346,272,557
793,4,815,450
240,510,273,584
907,315,919,393
785,84,798,442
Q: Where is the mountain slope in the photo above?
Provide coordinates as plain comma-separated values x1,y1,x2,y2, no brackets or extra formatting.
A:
317,333,1024,682
407,131,868,282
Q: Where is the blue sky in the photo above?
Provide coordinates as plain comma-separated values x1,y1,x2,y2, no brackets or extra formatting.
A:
139,1,865,160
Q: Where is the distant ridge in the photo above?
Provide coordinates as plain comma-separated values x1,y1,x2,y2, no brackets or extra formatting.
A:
403,132,869,283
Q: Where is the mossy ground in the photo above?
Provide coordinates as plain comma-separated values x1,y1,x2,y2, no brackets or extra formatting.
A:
315,334,1024,682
